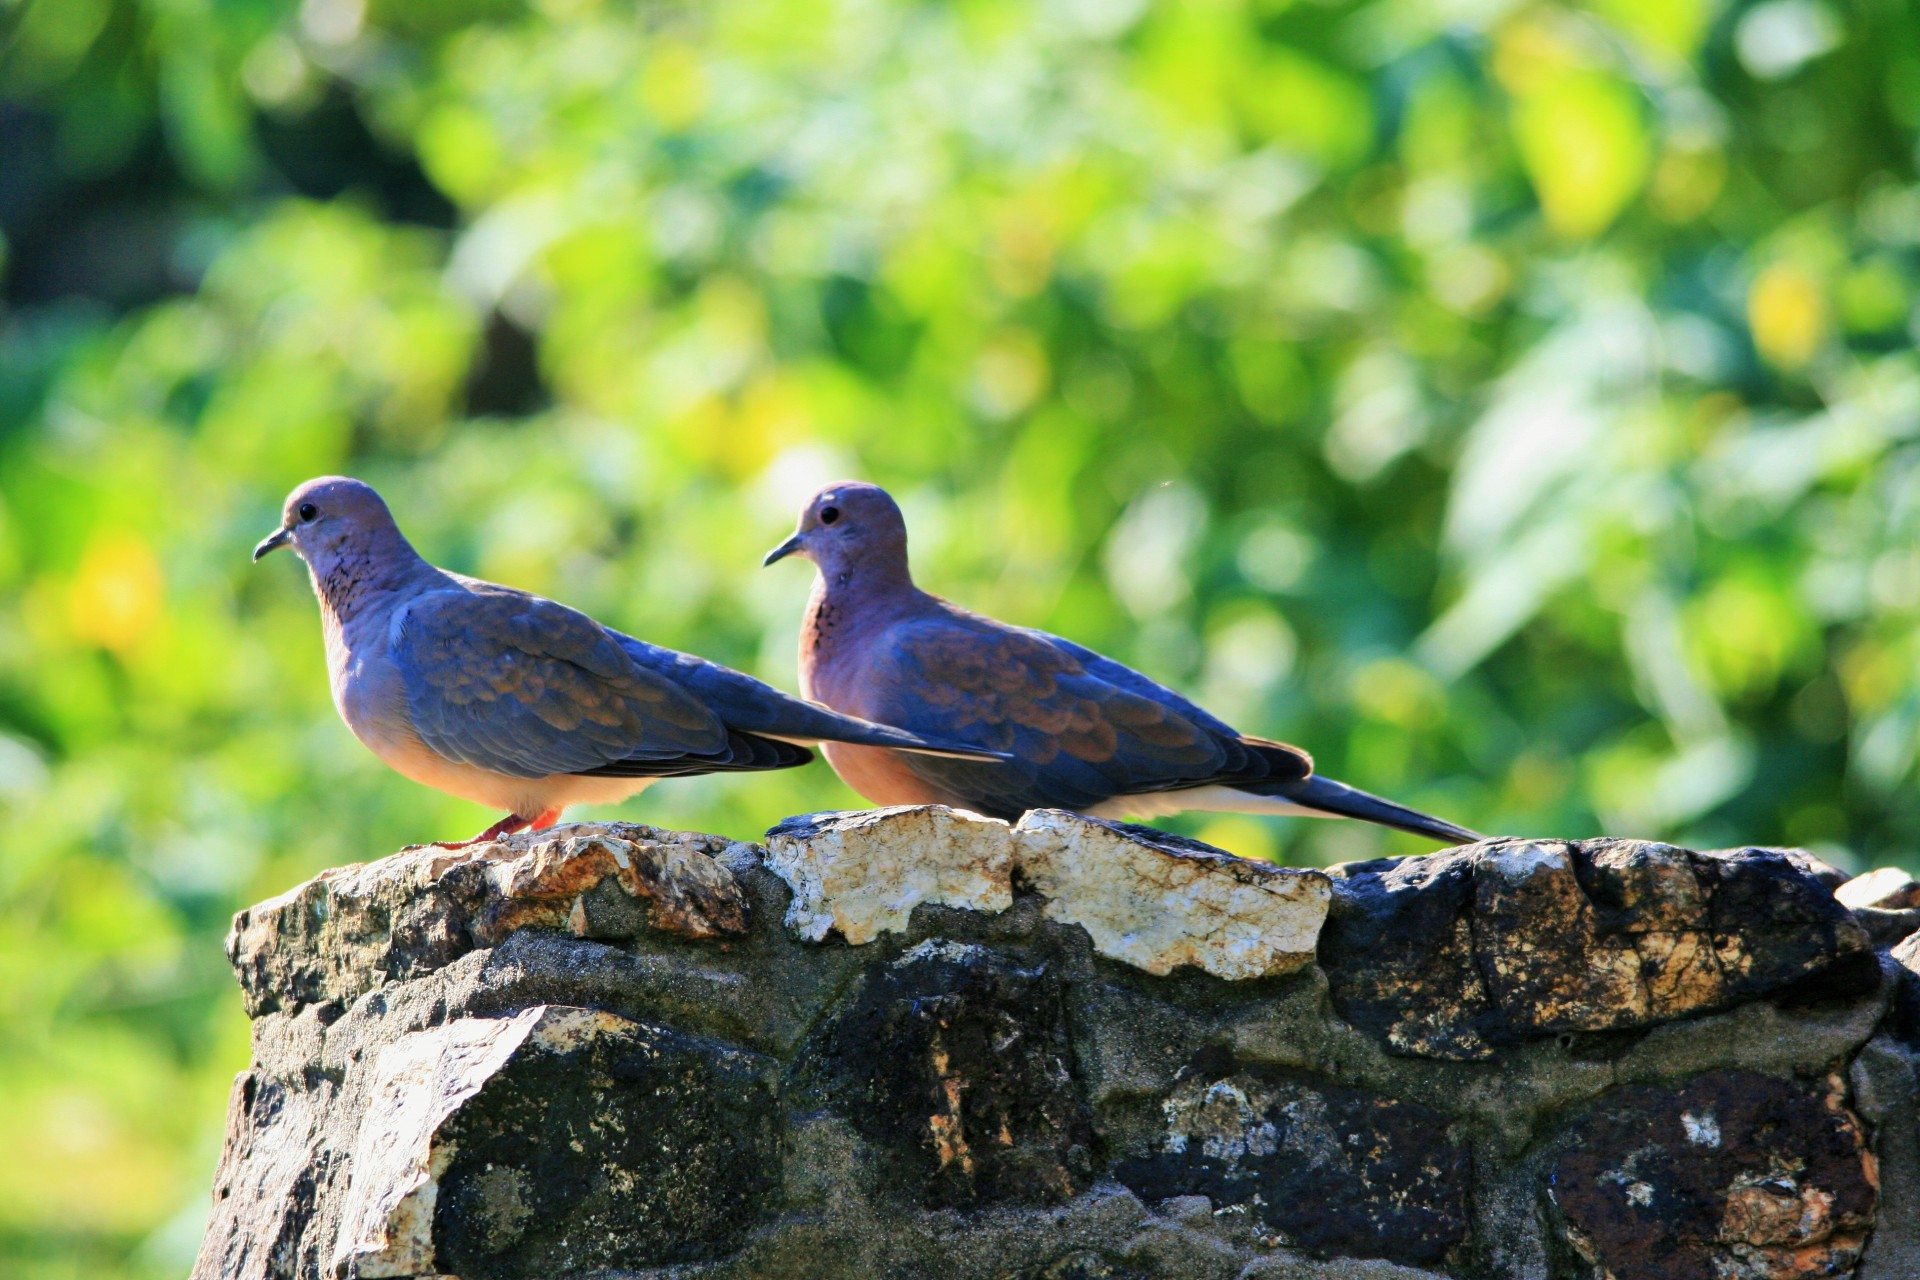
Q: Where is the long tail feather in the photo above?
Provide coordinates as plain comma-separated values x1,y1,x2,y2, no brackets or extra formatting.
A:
767,717,1013,763
1264,774,1483,845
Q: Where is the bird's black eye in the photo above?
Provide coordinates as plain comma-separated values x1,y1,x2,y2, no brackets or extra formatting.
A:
297,502,318,522
819,506,841,525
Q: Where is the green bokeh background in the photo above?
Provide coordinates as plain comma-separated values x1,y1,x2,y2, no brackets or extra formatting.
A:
2,0,1916,1273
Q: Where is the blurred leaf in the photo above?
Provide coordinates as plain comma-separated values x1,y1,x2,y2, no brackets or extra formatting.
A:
1592,0,1716,61
1511,70,1651,239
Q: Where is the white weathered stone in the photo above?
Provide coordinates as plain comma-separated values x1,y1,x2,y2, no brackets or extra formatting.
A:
1836,867,1920,912
764,806,1016,944
1484,840,1570,882
763,805,1333,979
333,1007,545,1278
1014,810,1331,981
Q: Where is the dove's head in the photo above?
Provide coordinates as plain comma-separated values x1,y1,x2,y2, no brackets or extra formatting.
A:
254,477,412,577
764,481,912,589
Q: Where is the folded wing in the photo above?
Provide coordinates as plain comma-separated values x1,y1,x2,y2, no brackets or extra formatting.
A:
392,587,809,778
868,612,1312,819
617,637,1012,761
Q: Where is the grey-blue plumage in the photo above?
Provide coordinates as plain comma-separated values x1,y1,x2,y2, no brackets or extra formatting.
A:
256,476,1004,846
764,482,1482,845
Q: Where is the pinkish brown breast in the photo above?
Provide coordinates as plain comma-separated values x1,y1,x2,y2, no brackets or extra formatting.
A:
821,741,974,810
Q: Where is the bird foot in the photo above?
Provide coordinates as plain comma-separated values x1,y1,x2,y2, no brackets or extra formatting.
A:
411,813,536,852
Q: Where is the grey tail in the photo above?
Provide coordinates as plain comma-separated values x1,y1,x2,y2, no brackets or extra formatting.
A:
1261,774,1484,846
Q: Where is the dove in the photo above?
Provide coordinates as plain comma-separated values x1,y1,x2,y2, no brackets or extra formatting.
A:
254,476,1006,847
764,482,1482,845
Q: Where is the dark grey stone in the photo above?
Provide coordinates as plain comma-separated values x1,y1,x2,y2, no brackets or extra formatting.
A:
1546,1070,1875,1280
1113,1058,1470,1268
1321,838,1877,1062
794,938,1094,1209
431,1013,780,1276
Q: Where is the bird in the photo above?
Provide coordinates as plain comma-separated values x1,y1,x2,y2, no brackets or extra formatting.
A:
253,476,1008,847
763,482,1483,845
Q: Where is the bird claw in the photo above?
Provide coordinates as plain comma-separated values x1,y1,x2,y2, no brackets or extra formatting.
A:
406,813,536,852
408,835,501,852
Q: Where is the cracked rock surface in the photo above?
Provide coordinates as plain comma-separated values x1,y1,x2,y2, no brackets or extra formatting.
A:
1320,838,1877,1061
196,808,1920,1280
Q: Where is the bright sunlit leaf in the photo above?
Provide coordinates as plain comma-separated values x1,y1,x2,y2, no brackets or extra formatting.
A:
1591,0,1716,61
1511,72,1650,239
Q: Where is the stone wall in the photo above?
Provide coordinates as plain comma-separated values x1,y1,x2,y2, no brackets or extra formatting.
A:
192,807,1920,1280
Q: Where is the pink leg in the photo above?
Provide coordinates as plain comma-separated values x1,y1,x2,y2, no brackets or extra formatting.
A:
527,808,564,831
424,812,534,851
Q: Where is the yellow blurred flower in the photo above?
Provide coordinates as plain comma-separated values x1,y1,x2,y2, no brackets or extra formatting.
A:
1748,262,1828,369
67,532,164,657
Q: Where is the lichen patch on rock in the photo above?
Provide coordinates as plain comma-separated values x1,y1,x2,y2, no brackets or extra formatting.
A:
1113,1061,1470,1267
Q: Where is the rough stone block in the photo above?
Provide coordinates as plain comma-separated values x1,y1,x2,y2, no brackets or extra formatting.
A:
1894,933,1920,1046
1851,1036,1920,1280
1114,1059,1470,1268
1015,811,1331,981
1837,867,1920,912
196,1069,330,1280
1548,1070,1876,1280
227,823,747,1016
765,805,1016,944
334,1004,778,1279
1323,838,1877,1060
1697,846,1877,1002
1319,850,1502,1059
797,938,1092,1208
765,806,1330,982
476,826,750,943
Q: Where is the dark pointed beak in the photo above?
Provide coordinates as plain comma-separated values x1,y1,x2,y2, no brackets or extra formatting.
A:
253,527,292,561
762,533,805,567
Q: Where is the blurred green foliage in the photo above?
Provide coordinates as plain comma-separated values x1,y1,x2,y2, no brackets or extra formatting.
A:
1,0,1917,1273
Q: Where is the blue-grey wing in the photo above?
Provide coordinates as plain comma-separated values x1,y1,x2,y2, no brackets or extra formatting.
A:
391,587,733,779
1046,635,1249,741
616,635,1010,760
617,640,835,736
864,614,1311,819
